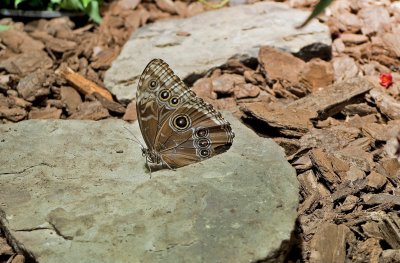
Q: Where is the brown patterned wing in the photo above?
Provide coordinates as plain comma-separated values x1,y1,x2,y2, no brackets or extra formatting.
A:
136,59,234,168
136,59,185,152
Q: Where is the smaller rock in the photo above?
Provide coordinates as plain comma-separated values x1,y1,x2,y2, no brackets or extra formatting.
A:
365,171,387,190
122,101,137,122
29,107,62,119
69,101,109,120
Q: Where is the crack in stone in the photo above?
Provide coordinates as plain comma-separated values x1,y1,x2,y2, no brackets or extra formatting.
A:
0,162,54,176
47,222,74,241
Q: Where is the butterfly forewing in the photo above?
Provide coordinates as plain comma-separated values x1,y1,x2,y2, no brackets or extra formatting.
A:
136,59,234,169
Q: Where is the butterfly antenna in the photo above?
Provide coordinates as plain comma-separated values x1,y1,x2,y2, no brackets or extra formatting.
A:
123,126,145,150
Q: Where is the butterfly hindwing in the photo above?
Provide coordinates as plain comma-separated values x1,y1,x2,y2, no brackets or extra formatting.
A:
136,59,234,169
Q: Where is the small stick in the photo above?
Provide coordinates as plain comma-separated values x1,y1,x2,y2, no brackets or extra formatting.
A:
56,66,114,102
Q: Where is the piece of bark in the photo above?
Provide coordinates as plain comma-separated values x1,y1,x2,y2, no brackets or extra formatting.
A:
334,146,374,172
241,102,312,137
234,83,260,99
332,56,360,82
273,137,300,156
342,103,378,117
30,31,77,53
93,93,125,114
309,223,350,263
10,254,25,263
91,47,120,70
16,70,50,102
155,0,177,14
191,78,217,100
56,66,113,102
211,74,244,95
363,194,400,207
300,126,361,152
0,237,14,255
348,238,382,263
69,101,109,120
362,221,382,240
332,179,366,202
259,46,306,83
368,88,400,120
122,101,137,121
298,170,319,199
310,148,346,191
378,212,400,249
376,158,400,185
0,29,44,53
0,51,53,75
380,249,400,263
0,107,27,122
338,195,358,212
290,77,374,120
60,86,82,114
359,6,391,35
299,58,334,92
340,33,369,45
28,107,62,119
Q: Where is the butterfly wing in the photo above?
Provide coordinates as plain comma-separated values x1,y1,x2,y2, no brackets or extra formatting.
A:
136,59,234,168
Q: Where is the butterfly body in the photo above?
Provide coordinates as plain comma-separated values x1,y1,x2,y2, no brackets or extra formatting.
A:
136,59,234,169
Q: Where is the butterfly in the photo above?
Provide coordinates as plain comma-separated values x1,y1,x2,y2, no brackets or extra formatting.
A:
136,59,235,169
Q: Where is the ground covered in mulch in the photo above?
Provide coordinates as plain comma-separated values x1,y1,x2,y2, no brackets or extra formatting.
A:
1,0,400,262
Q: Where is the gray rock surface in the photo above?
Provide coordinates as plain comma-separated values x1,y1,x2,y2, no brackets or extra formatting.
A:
104,1,331,101
0,114,298,263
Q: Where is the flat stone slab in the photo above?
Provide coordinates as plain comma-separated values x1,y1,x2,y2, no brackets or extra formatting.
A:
104,1,331,101
0,114,298,263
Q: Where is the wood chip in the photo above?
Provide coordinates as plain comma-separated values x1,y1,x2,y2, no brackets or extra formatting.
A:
56,66,114,102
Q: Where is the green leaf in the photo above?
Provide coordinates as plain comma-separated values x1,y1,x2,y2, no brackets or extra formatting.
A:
14,0,27,8
85,1,102,23
59,0,84,10
81,0,92,8
297,0,333,28
0,25,12,32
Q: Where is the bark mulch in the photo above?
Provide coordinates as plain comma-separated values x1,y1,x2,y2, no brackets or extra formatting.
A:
0,0,399,262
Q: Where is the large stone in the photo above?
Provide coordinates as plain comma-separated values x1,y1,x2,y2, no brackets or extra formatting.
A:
0,114,298,263
104,1,330,101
